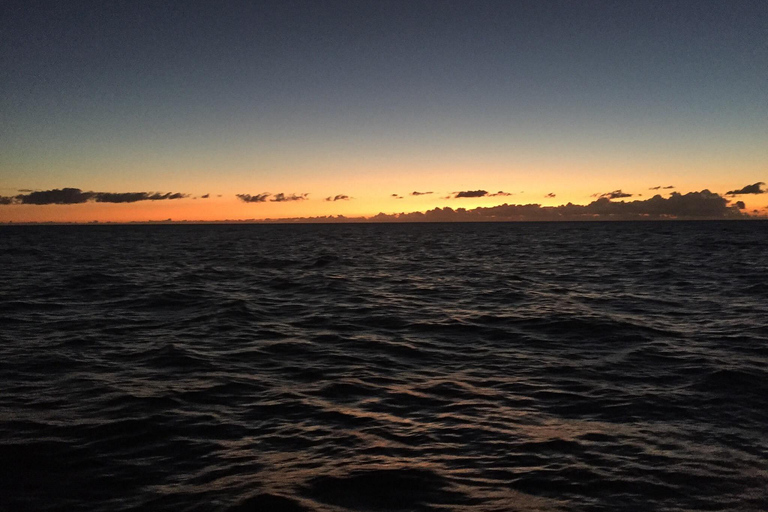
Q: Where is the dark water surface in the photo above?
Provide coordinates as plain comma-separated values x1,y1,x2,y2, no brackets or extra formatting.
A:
1,222,767,512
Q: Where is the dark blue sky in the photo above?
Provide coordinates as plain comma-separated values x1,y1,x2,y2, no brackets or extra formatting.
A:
5,1,765,119
1,0,766,221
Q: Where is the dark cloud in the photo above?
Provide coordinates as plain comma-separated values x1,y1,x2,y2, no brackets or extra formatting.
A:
271,193,308,202
94,192,149,203
325,194,350,201
594,190,633,199
201,194,210,199
649,185,675,190
16,188,95,204
391,194,403,199
236,193,270,203
0,188,189,205
545,193,556,198
451,190,512,198
94,192,187,203
259,190,746,223
726,182,765,195
411,191,433,196
563,190,736,219
735,201,746,209
455,190,488,198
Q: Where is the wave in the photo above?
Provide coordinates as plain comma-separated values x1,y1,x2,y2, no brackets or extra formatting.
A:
1,222,767,511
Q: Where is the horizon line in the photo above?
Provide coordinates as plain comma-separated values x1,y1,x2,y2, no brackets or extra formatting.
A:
3,217,768,227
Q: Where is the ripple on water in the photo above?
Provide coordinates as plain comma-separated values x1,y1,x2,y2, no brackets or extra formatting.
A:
0,222,767,512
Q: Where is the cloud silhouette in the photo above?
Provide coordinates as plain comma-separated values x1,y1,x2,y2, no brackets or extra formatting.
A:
17,188,95,204
726,182,765,195
271,193,309,202
411,191,433,196
93,192,144,203
450,190,511,199
94,192,187,203
258,190,746,223
325,194,350,201
391,194,403,199
594,190,633,199
545,193,556,198
649,185,675,190
0,188,188,205
201,194,210,199
237,191,315,203
484,191,739,220
454,190,488,198
236,193,270,203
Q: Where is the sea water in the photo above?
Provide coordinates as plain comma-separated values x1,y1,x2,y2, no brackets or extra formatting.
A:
1,221,766,511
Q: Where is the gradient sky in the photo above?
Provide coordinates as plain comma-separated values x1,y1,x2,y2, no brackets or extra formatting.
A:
1,0,766,222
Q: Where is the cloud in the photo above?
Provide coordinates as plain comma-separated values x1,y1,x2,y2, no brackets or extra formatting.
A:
94,192,148,203
167,193,186,199
450,190,511,199
236,193,270,203
564,190,736,218
454,190,488,198
0,188,189,205
201,194,210,199
735,201,746,209
271,193,308,202
16,188,95,204
726,182,765,195
392,194,403,199
255,190,746,223
545,193,556,198
411,191,433,196
594,190,633,199
649,185,675,190
235,191,314,203
325,194,350,201
94,192,187,203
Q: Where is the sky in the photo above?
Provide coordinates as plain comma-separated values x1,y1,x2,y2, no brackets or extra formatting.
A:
1,0,767,222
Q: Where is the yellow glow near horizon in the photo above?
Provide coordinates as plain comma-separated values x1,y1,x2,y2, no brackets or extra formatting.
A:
2,186,767,224
2,149,767,223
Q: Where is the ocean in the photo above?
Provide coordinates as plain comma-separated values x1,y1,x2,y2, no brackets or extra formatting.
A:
1,221,766,511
